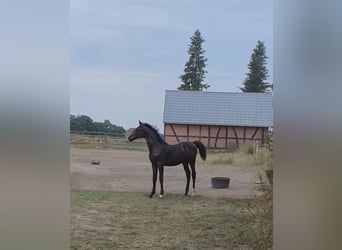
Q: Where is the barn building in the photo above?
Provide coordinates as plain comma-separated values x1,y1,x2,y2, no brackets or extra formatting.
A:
163,90,273,148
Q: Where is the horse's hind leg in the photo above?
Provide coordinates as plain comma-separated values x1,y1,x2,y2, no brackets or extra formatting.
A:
182,163,191,195
189,160,196,196
159,165,164,198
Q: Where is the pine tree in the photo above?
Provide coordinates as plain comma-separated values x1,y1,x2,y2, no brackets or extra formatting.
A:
240,41,271,93
178,29,209,91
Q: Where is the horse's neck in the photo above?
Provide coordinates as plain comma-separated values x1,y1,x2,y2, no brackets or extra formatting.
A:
145,135,164,153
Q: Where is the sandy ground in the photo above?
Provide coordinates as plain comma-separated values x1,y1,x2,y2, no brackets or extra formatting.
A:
70,147,262,199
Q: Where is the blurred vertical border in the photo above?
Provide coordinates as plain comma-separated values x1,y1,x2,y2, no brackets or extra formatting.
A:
274,0,342,249
0,1,69,249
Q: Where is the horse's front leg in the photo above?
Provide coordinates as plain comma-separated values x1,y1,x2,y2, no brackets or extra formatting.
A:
150,164,158,198
159,165,164,198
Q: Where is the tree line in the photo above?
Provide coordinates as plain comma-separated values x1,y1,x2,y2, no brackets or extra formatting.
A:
70,115,126,135
178,29,272,93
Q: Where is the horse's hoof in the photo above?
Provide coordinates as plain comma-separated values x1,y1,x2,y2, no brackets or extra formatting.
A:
191,190,196,196
159,195,163,198
149,194,153,198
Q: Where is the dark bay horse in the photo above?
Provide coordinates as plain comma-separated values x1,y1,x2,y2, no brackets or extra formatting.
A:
128,121,206,198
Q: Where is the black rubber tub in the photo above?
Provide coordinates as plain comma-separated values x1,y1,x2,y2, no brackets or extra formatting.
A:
211,177,230,189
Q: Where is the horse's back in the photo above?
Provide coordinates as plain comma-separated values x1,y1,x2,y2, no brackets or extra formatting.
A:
162,142,196,166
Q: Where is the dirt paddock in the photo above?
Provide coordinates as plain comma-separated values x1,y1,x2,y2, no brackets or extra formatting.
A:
70,147,262,199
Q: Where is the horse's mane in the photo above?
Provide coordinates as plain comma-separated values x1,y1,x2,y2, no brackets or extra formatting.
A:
142,123,166,144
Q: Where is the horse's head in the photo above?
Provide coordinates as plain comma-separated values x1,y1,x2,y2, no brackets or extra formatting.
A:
128,120,146,142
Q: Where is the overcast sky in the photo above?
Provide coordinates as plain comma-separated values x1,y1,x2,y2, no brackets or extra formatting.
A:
70,0,273,130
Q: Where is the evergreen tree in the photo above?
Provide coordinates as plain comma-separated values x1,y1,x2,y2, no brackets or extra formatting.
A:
178,29,209,91
240,41,271,93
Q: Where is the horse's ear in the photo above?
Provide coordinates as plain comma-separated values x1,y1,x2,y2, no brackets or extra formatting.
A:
139,120,142,125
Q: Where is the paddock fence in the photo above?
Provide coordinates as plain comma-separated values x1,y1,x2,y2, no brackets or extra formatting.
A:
70,131,148,150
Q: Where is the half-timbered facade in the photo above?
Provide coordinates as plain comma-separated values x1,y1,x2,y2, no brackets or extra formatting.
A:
163,90,273,148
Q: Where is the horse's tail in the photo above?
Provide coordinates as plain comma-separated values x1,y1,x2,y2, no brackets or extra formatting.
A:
193,141,207,161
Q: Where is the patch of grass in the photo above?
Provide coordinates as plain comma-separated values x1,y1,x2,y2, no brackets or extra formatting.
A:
247,185,273,249
235,145,271,167
246,152,266,166
207,144,238,154
71,189,115,204
223,144,239,153
207,143,272,167
71,190,269,250
211,155,234,165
